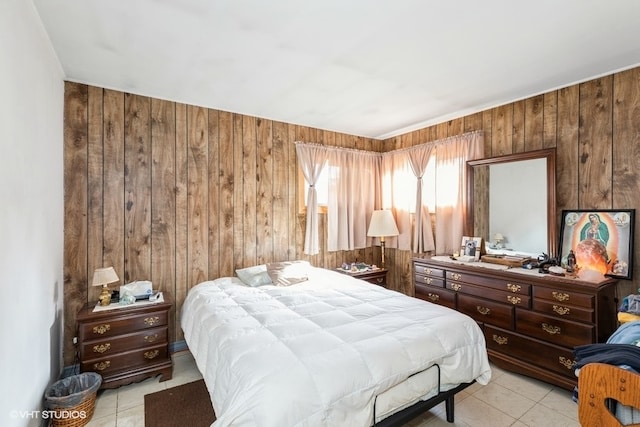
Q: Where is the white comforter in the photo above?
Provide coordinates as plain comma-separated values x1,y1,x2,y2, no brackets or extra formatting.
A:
181,267,491,427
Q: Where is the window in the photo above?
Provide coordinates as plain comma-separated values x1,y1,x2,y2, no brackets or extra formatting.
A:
298,167,329,213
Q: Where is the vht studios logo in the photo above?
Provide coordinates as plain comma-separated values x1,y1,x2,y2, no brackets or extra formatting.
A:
10,409,88,420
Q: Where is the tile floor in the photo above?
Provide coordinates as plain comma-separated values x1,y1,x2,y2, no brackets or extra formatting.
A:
86,350,581,426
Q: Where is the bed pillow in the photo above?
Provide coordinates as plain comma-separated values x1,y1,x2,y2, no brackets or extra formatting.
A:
235,265,273,287
266,260,311,286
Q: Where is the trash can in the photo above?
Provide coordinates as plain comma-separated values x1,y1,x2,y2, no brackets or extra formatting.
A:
44,372,102,427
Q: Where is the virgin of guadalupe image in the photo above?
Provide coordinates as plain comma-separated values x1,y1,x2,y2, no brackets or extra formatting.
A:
580,213,609,246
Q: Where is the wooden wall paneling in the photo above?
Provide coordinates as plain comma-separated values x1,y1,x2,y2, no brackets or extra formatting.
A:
186,105,209,286
463,112,483,134
524,95,544,151
242,116,258,265
543,91,558,149
287,124,299,261
232,114,245,269
123,94,152,282
218,111,234,276
256,118,274,265
87,86,104,303
271,121,290,263
512,100,526,153
578,77,613,209
448,118,464,137
150,99,177,342
102,90,125,291
63,82,89,365
555,86,580,215
482,109,493,157
612,68,640,289
207,109,221,279
492,104,513,156
174,103,188,341
612,69,640,209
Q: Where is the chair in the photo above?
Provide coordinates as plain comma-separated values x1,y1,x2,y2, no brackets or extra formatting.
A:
578,363,640,426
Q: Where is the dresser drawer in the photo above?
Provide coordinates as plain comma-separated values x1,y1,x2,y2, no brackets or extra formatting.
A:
446,271,531,296
516,310,594,347
414,264,445,278
415,284,456,309
81,344,169,376
449,282,530,308
533,299,594,323
79,327,168,358
414,274,445,287
485,325,577,378
458,294,514,330
533,287,594,309
79,311,168,340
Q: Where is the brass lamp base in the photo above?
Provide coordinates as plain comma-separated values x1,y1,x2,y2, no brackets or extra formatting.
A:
98,286,112,306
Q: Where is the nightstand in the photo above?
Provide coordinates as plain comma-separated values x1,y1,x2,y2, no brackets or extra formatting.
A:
338,268,388,287
76,292,173,389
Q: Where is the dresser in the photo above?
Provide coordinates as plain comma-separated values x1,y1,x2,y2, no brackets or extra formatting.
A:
413,256,618,390
337,268,388,287
76,292,173,389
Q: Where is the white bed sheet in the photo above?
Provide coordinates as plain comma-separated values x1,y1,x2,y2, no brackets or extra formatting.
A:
181,267,491,427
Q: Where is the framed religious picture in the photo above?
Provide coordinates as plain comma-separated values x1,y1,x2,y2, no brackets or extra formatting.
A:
460,236,483,261
558,209,635,280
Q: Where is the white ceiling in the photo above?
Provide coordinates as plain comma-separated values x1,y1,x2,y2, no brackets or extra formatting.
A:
33,0,640,139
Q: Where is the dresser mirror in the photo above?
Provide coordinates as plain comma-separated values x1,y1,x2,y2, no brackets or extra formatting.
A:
466,148,557,257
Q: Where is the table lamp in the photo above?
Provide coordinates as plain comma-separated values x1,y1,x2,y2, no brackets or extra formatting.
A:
92,267,120,306
493,233,505,249
367,210,399,268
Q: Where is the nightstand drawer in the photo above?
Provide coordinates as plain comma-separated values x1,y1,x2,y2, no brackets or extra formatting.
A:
80,326,168,357
81,344,169,376
79,311,168,340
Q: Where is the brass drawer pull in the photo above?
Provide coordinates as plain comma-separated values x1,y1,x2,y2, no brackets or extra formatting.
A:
144,350,160,359
93,343,111,353
553,305,570,316
506,283,521,293
476,306,491,315
93,361,111,371
425,277,433,285
559,356,576,370
451,283,462,291
144,316,160,326
507,295,521,305
493,334,508,345
542,323,561,335
144,334,159,343
552,292,570,302
92,324,111,335
427,293,440,302
424,268,432,275
451,273,461,280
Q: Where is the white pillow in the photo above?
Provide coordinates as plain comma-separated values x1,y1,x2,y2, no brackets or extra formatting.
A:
235,265,272,287
266,260,311,286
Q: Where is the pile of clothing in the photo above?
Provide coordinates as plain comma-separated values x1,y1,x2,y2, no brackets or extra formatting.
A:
573,321,640,423
618,294,640,323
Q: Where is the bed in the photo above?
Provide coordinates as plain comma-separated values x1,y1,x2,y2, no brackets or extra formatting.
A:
181,262,491,426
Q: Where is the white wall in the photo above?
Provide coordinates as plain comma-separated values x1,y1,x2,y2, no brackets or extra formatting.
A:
0,1,65,426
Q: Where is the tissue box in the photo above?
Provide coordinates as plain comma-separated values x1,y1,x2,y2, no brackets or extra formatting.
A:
120,280,153,299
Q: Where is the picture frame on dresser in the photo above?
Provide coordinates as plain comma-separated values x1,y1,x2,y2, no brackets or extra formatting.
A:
558,209,635,280
460,236,483,261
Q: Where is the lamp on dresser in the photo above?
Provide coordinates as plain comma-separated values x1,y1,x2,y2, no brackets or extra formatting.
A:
367,210,399,268
92,267,120,306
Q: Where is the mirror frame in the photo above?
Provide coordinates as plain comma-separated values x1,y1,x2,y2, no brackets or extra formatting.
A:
465,148,557,257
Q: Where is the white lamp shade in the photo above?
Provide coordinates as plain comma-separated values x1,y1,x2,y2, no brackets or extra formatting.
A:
92,267,120,287
493,233,504,241
367,210,399,237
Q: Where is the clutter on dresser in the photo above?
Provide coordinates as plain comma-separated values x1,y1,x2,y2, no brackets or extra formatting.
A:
338,262,378,273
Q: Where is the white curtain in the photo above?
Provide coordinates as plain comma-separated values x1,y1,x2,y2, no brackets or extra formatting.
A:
326,148,379,251
295,143,329,255
380,150,416,251
435,132,484,254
